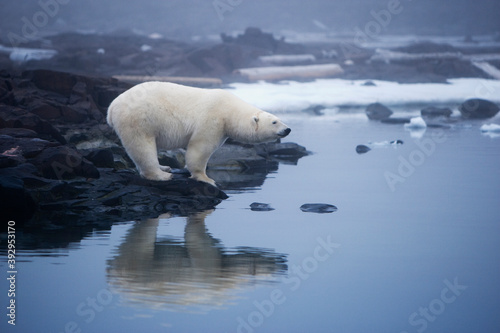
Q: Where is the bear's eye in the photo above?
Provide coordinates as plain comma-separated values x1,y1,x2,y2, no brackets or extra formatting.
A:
272,120,277,125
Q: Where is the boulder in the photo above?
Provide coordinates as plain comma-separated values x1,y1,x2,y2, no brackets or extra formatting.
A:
459,99,500,119
356,145,371,154
256,142,309,162
365,103,393,120
250,202,274,211
24,69,77,97
421,106,452,118
28,100,62,120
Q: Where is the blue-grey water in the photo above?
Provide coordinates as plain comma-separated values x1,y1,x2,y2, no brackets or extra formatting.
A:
1,112,500,333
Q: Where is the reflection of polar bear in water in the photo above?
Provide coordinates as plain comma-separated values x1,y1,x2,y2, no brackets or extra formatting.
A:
107,82,291,186
106,210,287,311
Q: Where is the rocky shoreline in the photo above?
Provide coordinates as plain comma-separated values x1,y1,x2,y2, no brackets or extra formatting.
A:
0,68,309,226
2,28,500,84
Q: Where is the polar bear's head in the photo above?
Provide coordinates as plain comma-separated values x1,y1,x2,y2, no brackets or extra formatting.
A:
251,111,291,143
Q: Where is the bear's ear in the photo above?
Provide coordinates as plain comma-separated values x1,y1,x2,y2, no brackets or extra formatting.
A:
252,115,259,130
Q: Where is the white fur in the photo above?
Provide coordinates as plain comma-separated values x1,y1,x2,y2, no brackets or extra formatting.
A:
107,82,290,185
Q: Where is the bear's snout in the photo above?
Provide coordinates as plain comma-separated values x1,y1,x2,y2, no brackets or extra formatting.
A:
278,127,291,138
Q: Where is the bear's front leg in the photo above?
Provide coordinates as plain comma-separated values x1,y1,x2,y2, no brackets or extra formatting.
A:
185,139,219,187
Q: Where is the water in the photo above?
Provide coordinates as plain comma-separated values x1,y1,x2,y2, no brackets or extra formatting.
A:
1,89,500,332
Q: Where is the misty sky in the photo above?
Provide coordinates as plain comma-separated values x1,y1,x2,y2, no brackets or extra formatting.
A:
1,0,499,42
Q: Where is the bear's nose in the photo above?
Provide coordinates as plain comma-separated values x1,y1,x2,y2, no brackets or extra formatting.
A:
279,128,291,137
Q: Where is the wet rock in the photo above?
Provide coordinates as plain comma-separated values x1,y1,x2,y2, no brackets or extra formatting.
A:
250,202,275,211
459,99,500,119
25,69,77,97
208,143,275,171
0,175,37,223
32,146,100,180
300,203,338,214
0,106,66,144
356,140,403,154
356,145,371,154
394,41,460,54
0,128,38,138
0,135,59,160
256,142,309,163
366,103,393,120
426,123,451,129
421,106,452,118
82,148,115,168
380,117,411,124
60,105,89,123
28,100,62,120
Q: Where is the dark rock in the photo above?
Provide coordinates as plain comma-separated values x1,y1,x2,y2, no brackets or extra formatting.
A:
257,142,309,159
187,43,251,76
362,81,376,86
0,175,37,223
28,100,62,120
250,202,274,211
0,135,59,159
427,123,451,129
208,143,274,171
421,106,453,118
0,128,38,138
127,174,228,200
356,145,371,154
365,103,393,120
32,146,100,180
0,106,66,144
302,105,326,116
221,27,305,55
158,153,183,169
300,203,338,214
60,105,89,123
459,99,500,119
94,86,126,109
0,151,24,168
82,149,115,168
24,69,77,97
381,117,412,124
394,41,459,54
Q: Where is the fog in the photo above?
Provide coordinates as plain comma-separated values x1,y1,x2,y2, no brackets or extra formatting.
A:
1,0,499,42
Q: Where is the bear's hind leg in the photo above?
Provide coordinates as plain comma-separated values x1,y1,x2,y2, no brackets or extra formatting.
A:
185,140,218,186
122,135,173,181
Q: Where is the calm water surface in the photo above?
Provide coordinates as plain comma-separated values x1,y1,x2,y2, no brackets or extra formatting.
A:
1,113,499,333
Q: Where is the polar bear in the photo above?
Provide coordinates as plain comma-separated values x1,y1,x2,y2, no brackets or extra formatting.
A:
107,82,290,186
